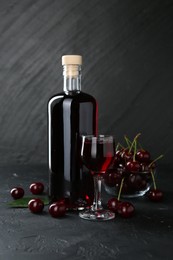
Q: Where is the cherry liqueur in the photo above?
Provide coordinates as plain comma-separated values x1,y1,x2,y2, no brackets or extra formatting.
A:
48,55,98,205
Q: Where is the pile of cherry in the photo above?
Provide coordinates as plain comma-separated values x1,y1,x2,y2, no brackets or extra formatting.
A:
11,183,66,218
106,133,164,217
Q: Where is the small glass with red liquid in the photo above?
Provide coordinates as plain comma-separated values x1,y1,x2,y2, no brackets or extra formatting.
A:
79,135,115,221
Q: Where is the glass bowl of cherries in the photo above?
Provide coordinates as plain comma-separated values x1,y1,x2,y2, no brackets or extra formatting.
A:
104,134,163,198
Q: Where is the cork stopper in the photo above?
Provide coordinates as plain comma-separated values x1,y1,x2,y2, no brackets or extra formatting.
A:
62,55,82,77
62,55,82,65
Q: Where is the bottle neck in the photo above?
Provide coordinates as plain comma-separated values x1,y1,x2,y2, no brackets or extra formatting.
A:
63,65,81,93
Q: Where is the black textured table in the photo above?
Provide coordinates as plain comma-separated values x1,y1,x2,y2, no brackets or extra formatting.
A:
0,164,172,260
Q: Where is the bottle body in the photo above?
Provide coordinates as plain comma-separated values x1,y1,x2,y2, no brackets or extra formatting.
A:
48,91,98,203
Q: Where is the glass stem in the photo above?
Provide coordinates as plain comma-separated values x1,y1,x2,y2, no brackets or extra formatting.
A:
92,175,103,211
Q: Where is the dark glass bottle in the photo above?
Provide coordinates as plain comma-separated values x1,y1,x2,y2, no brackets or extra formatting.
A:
48,55,98,205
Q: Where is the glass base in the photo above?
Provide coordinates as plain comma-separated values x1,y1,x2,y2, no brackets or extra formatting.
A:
79,209,115,221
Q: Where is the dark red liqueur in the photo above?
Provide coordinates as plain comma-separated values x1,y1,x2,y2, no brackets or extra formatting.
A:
48,92,97,204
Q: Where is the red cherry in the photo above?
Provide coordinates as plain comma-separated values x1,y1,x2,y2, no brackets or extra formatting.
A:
116,179,133,194
49,201,66,218
10,187,24,199
112,155,121,167
128,174,147,191
30,182,44,195
107,198,121,213
136,150,150,162
116,149,123,158
140,162,156,173
28,198,44,213
121,181,133,194
140,163,149,172
117,201,135,218
52,198,72,209
148,189,163,202
121,149,133,161
55,198,67,205
63,198,76,210
126,160,140,172
104,170,122,187
58,197,82,210
117,164,128,177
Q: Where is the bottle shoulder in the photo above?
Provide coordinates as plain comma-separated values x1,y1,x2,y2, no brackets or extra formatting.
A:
48,92,65,100
79,91,96,99
48,91,96,106
75,91,96,102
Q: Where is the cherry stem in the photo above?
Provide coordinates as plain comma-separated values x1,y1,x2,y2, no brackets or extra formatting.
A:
129,133,141,153
124,135,131,149
117,178,124,201
124,135,132,144
133,140,137,161
148,155,164,168
150,169,157,190
116,143,124,151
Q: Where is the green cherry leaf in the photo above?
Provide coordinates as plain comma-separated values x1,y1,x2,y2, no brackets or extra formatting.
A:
8,196,50,208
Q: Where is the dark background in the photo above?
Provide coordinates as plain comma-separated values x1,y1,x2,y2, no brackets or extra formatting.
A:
0,0,173,166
